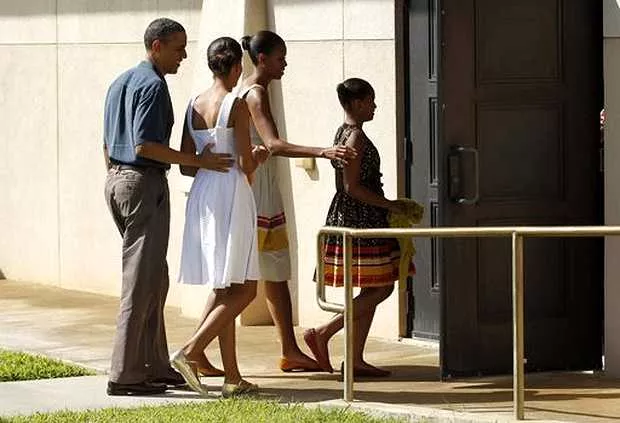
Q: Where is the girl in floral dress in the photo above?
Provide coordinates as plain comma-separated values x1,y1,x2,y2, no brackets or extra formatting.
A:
304,78,414,377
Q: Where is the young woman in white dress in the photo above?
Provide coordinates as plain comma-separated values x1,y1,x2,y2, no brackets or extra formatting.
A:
195,31,357,375
171,36,269,397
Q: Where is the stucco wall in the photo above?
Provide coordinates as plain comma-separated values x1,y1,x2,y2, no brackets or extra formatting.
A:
0,0,402,340
604,0,620,377
0,1,203,305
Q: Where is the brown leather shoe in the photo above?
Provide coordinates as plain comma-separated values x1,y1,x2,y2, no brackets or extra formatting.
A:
106,381,167,396
150,369,187,388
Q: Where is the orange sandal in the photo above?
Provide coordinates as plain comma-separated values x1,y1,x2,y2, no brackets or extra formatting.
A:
279,357,321,372
197,365,225,377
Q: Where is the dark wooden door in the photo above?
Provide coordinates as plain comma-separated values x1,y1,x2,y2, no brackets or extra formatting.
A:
440,0,603,377
405,0,442,340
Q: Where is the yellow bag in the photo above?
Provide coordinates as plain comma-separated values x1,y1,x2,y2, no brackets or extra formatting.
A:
388,198,424,282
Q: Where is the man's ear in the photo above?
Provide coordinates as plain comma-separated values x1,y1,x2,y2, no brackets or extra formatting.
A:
151,39,162,53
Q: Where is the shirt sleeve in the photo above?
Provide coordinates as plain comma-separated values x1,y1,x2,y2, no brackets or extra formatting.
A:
133,82,168,146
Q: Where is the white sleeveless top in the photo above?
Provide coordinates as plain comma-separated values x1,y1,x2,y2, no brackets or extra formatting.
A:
178,92,261,287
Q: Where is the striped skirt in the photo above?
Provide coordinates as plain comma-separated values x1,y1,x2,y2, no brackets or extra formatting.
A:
318,189,415,288
320,236,414,287
251,157,291,282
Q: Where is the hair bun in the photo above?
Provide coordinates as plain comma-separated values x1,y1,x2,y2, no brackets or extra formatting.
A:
207,36,243,77
240,35,252,51
336,78,374,109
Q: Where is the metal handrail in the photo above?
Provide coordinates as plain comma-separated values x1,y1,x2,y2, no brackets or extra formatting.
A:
316,225,620,420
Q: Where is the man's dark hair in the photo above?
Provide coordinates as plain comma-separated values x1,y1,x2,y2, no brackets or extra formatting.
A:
337,78,375,108
207,37,243,77
144,18,185,50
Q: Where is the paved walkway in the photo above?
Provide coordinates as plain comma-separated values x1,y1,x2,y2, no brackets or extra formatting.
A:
1,280,619,422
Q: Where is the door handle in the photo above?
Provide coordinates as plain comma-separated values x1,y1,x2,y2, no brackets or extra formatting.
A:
448,146,479,205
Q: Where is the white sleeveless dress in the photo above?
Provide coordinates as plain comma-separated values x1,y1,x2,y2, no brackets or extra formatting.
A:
178,92,260,288
238,85,291,282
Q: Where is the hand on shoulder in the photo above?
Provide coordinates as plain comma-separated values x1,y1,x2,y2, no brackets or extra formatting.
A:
320,126,361,165
252,145,270,164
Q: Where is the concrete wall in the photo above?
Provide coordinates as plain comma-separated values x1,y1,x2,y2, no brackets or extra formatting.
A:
0,2,60,285
0,1,203,301
0,0,402,340
604,0,620,377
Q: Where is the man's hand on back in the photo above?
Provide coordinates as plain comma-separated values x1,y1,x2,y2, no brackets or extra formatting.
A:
198,144,235,172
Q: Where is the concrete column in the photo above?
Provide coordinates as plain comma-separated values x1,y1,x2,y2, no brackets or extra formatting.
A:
179,0,274,325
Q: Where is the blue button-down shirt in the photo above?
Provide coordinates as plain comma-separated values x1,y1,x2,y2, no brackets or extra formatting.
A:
103,61,174,169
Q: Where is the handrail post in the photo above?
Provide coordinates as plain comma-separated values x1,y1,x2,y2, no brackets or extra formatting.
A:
343,233,354,402
316,232,326,306
512,232,525,420
316,231,345,314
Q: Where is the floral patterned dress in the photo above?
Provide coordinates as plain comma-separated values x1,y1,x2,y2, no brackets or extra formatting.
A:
320,123,415,287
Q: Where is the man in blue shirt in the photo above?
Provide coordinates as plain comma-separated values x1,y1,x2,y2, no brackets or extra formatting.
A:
103,17,233,396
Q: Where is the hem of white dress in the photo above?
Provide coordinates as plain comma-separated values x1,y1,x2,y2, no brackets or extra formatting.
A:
178,277,260,288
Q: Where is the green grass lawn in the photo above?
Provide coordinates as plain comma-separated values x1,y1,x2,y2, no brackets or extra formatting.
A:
1,399,407,423
0,351,406,422
0,349,95,382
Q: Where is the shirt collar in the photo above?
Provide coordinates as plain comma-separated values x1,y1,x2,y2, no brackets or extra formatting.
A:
138,60,165,81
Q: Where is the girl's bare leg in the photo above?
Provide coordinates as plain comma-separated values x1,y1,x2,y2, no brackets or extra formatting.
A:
311,285,394,367
194,291,224,374
183,282,257,362
217,321,242,384
265,281,318,368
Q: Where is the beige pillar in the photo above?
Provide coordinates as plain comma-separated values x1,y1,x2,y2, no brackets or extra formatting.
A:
179,0,274,326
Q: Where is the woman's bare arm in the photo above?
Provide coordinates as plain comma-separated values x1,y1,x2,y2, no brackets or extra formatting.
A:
245,86,356,162
233,99,259,175
179,117,198,176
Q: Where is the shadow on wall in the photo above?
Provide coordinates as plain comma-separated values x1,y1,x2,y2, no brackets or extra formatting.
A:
0,268,5,279
0,1,202,16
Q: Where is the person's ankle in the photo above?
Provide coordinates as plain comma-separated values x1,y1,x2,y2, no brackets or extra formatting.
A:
183,348,202,361
224,374,242,385
281,344,304,357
